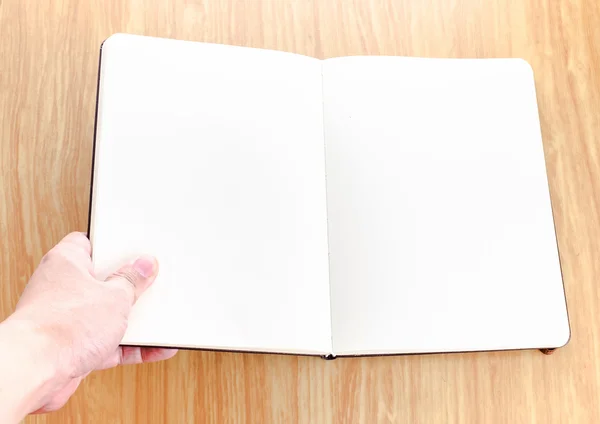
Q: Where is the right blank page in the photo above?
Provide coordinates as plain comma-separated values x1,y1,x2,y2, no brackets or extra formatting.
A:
323,57,570,355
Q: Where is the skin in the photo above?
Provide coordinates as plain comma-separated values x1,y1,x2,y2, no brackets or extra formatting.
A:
0,232,177,422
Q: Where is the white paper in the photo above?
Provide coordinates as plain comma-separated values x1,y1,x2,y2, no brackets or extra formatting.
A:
90,34,332,355
322,57,570,355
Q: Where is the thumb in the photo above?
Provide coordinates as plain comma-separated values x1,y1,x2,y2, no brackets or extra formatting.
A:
105,256,159,303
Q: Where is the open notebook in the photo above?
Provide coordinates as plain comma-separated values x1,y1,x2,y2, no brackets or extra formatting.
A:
89,33,570,358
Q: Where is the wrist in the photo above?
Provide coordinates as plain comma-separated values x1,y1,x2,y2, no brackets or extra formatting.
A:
0,315,63,420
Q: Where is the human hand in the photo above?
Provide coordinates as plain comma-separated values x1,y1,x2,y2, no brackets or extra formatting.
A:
2,232,177,417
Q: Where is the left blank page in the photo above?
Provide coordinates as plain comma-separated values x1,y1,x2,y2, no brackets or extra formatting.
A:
90,34,331,355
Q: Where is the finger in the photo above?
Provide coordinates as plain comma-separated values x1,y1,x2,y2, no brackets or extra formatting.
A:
98,346,178,369
104,256,158,303
59,232,92,256
96,349,121,370
140,347,178,363
119,346,178,365
96,347,142,369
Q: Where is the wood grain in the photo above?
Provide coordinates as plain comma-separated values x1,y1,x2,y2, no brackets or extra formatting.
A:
0,0,598,422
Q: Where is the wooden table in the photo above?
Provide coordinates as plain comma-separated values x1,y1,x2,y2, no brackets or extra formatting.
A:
0,0,597,422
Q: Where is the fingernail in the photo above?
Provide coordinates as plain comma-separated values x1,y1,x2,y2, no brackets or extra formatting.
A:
133,256,157,278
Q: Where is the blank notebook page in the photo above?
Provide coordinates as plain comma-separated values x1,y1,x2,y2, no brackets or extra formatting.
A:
90,34,332,354
323,57,570,355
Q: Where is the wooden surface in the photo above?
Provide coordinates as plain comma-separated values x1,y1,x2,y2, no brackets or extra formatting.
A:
0,0,598,422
